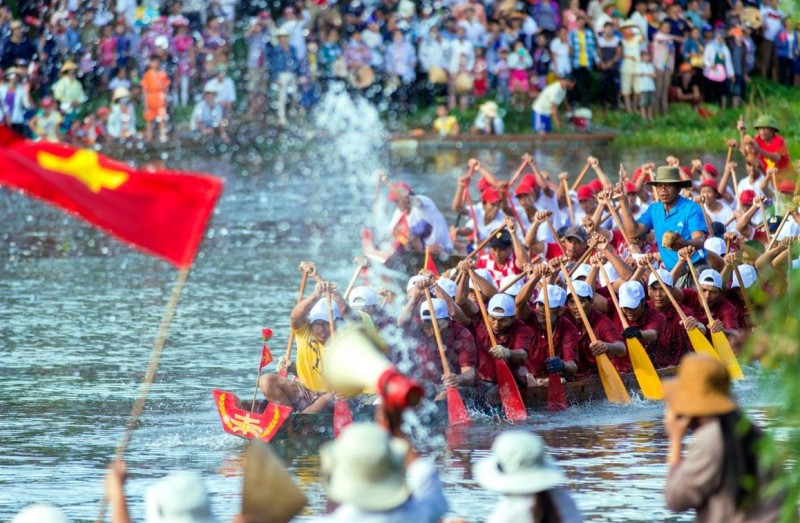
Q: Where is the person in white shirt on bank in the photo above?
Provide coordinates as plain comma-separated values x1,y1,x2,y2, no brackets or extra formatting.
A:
531,75,576,134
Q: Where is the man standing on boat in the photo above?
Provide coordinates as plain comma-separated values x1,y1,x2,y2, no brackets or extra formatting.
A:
259,280,344,413
618,166,709,283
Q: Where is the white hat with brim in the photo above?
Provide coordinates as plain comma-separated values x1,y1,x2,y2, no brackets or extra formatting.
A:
112,87,131,101
648,268,673,288
146,472,217,523
474,431,565,495
499,274,524,296
570,263,593,282
276,27,290,37
309,298,341,324
12,505,70,523
534,284,566,308
203,84,218,94
619,281,645,309
469,268,497,290
488,293,516,317
436,277,458,298
730,265,757,289
320,423,410,511
349,285,379,308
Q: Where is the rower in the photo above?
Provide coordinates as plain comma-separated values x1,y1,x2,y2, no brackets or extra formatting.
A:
348,285,393,331
377,181,453,256
720,259,757,331
565,280,629,377
644,265,699,368
475,217,529,288
611,281,666,372
528,216,592,269
259,281,342,413
674,257,740,341
406,297,477,401
618,166,709,283
470,293,533,397
453,186,506,243
522,282,579,384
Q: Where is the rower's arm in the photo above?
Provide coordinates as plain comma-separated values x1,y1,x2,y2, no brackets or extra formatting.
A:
472,270,497,301
455,272,478,318
290,285,323,330
562,359,577,376
451,178,468,213
605,340,627,358
456,366,475,386
589,157,613,188
397,289,423,328
507,219,530,270
705,250,725,272
597,238,634,292
618,192,649,239
735,204,760,234
640,328,659,344
433,284,471,326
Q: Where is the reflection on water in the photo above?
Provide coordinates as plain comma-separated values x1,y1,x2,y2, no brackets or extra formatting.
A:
0,125,778,521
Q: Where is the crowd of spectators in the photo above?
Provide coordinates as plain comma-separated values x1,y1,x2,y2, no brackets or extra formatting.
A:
0,0,798,144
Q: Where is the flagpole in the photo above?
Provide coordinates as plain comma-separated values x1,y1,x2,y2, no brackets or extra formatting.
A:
97,267,191,523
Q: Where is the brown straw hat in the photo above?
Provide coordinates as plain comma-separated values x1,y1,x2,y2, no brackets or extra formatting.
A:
645,166,693,189
241,440,307,523
663,354,737,417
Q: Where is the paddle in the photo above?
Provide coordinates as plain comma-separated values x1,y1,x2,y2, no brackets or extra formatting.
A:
570,162,592,191
685,259,745,380
597,265,662,400
468,269,527,421
464,223,508,261
562,178,576,225
559,262,631,404
646,261,721,360
508,154,533,188
342,256,369,302
540,277,568,410
423,288,472,425
327,288,353,436
756,198,772,246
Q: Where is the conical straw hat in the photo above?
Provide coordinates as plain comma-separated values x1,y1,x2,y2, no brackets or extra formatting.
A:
241,440,307,523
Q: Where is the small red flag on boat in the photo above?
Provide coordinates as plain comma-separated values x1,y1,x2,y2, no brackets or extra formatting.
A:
260,343,274,370
0,127,222,269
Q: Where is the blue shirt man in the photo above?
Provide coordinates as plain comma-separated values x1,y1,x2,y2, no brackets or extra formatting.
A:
620,166,708,271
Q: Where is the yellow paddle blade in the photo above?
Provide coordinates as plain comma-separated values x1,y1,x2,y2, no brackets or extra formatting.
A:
625,338,663,400
597,354,631,404
686,327,721,360
711,331,745,380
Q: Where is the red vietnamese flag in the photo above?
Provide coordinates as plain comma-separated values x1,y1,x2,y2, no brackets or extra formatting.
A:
260,343,274,370
423,246,439,277
0,128,222,268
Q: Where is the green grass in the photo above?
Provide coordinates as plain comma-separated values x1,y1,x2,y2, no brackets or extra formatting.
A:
397,77,800,158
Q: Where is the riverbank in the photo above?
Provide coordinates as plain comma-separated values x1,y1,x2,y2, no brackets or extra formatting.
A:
398,78,800,158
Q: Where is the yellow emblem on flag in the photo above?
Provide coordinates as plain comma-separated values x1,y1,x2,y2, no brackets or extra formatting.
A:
37,149,129,193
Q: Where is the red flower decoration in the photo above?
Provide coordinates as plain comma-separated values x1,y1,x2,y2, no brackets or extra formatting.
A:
261,328,273,341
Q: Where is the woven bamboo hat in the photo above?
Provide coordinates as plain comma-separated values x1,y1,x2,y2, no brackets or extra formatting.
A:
663,354,737,417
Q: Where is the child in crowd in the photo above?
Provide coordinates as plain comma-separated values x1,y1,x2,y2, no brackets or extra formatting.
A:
108,67,131,93
637,50,656,121
508,41,533,106
28,97,62,142
531,32,552,94
492,48,511,103
141,56,170,142
472,47,488,98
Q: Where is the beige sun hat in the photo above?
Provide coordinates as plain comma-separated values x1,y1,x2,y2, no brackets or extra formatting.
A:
112,87,131,101
320,423,410,511
241,440,307,523
59,60,78,74
480,100,499,118
662,353,738,417
474,430,565,495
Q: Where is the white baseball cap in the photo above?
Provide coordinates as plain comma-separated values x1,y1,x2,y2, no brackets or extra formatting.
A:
309,298,341,324
499,274,524,296
406,275,428,292
570,280,593,299
349,286,379,308
599,262,619,288
12,505,70,523
469,268,497,290
699,269,722,289
146,472,217,523
704,237,726,257
436,277,457,298
534,284,567,308
648,268,674,288
730,265,757,289
420,298,450,319
488,293,516,317
619,281,646,309
570,263,593,282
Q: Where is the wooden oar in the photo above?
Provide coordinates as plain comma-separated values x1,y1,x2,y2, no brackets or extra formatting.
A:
756,199,772,246
559,262,631,404
570,162,591,191
540,278,568,410
765,211,793,251
544,215,561,249
508,156,533,188
464,223,508,261
646,262,721,360
503,191,528,236
685,259,744,380
462,162,481,243
597,265,661,400
423,288,472,425
563,178,576,225
468,269,527,421
327,289,353,436
342,259,366,302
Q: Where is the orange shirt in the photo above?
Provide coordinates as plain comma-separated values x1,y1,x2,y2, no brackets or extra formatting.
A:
142,69,170,103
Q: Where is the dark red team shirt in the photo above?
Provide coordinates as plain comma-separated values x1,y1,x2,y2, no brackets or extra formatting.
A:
611,305,667,373
681,288,739,333
472,317,533,385
724,291,752,331
523,314,580,378
650,302,696,368
408,320,478,383
570,308,629,377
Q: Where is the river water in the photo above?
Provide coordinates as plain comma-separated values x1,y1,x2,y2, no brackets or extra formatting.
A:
1,93,779,522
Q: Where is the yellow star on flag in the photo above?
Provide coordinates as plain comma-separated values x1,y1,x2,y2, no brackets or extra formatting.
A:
36,149,129,193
